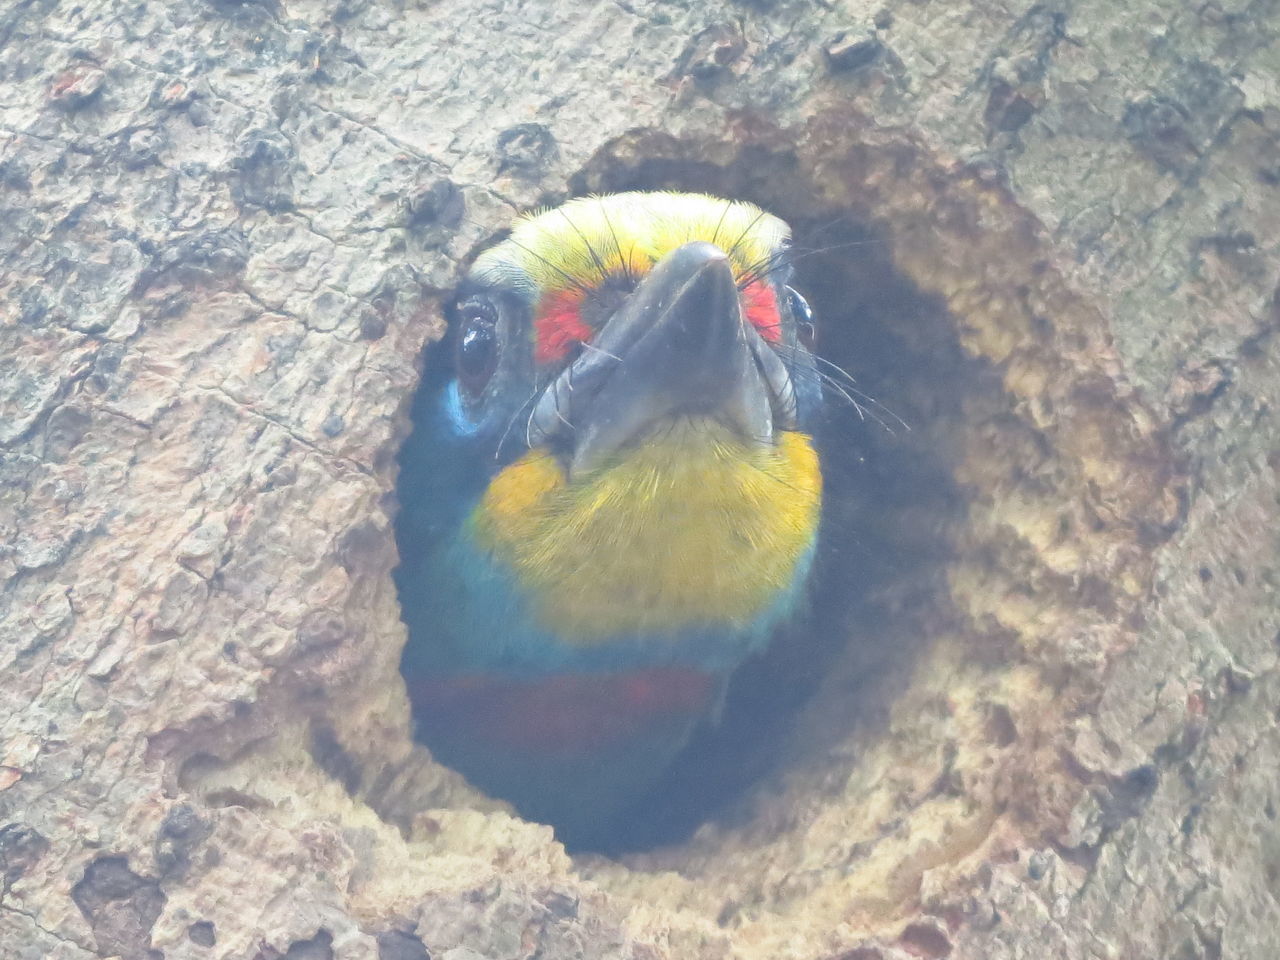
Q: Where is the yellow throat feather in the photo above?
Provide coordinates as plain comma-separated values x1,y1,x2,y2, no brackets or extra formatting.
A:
473,422,821,641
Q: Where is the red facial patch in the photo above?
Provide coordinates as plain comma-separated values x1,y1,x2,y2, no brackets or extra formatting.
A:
535,278,782,365
742,279,782,342
535,289,592,365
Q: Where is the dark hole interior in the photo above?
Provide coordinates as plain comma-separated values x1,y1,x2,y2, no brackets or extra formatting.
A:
393,150,977,854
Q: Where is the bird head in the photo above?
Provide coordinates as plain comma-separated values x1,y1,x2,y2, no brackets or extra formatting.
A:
403,192,823,665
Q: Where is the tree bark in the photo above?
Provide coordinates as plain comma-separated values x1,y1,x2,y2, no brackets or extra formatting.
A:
2,1,1278,959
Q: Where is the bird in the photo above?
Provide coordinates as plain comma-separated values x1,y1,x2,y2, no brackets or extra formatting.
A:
394,191,824,846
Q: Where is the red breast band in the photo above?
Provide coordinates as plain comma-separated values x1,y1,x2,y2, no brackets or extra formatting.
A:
408,667,716,755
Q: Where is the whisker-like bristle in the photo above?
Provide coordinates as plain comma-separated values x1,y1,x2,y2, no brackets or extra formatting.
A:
579,340,623,364
559,207,611,287
709,200,733,250
497,387,543,460
735,247,791,290
725,207,770,263
502,235,593,296
769,343,906,436
809,354,910,432
734,237,884,292
598,203,633,286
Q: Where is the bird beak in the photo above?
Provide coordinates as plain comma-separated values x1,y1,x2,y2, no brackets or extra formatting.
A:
529,241,793,478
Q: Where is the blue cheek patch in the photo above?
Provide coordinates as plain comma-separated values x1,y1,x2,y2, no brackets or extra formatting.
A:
444,380,483,438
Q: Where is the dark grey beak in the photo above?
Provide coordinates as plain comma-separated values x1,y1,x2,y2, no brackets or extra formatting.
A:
529,241,797,477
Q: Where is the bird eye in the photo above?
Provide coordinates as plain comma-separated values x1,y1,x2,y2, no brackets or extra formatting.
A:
455,298,499,396
785,285,816,350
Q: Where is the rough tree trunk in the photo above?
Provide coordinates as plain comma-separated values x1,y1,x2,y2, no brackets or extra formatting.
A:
2,0,1278,958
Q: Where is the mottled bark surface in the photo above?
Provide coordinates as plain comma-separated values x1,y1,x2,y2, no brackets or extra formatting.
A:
2,0,1278,958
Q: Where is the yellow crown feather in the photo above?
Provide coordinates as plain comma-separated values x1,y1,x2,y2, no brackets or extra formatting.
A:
470,192,790,299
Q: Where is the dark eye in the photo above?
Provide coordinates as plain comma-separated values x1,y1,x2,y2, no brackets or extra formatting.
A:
785,285,816,350
455,298,499,396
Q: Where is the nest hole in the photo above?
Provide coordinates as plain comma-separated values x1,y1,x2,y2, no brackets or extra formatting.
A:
388,145,993,855
172,122,1177,948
